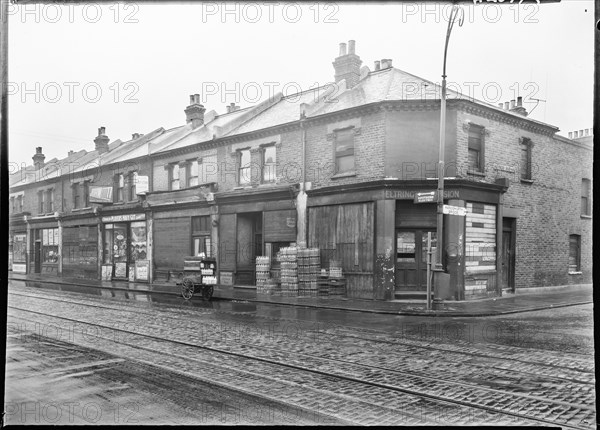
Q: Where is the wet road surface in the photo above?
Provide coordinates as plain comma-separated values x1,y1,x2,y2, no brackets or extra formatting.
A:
6,279,596,427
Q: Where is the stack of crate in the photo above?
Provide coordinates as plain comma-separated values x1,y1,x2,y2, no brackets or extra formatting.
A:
255,256,271,293
298,248,320,296
279,246,298,296
328,260,345,297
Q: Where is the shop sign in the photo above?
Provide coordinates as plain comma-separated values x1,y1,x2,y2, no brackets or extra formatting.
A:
135,176,149,195
135,260,150,281
385,190,460,200
102,213,145,223
286,217,296,228
12,263,26,273
220,271,233,285
443,204,467,216
89,186,113,203
414,191,436,204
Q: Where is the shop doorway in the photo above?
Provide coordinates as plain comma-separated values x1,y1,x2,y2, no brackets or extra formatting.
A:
103,221,148,280
501,218,516,293
395,229,437,295
236,212,262,285
34,241,41,274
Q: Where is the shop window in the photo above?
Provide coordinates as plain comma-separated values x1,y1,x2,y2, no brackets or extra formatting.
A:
187,160,199,187
46,189,54,213
38,190,45,214
72,183,80,209
42,228,59,263
520,138,533,180
334,128,355,174
129,172,138,201
192,215,212,257
468,124,485,172
12,234,27,265
238,149,251,185
568,234,581,272
169,164,180,190
262,146,276,183
581,179,591,216
130,221,148,261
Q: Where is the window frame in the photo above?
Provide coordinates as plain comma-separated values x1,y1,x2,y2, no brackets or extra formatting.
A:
261,145,277,183
467,123,485,173
82,180,90,207
191,215,212,257
187,160,199,188
73,182,80,209
46,188,54,213
169,164,180,191
581,178,591,216
520,137,533,181
38,190,45,214
238,148,252,185
129,171,138,201
333,127,356,174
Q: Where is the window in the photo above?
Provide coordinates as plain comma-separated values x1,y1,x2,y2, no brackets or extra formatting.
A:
46,189,54,213
238,149,251,185
10,197,15,213
117,174,125,201
72,183,80,209
42,228,59,263
17,195,22,213
169,164,180,190
129,172,137,201
83,181,90,207
568,235,581,272
520,138,532,180
581,179,591,216
187,160,199,187
38,190,45,214
468,124,484,172
335,128,355,173
192,215,212,257
262,146,276,183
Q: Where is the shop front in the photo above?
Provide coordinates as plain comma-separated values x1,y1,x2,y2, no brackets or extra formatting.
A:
62,216,99,280
101,213,149,282
9,230,28,274
28,219,60,276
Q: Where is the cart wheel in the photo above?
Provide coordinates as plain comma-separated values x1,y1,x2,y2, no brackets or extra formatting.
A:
181,278,195,300
202,285,214,301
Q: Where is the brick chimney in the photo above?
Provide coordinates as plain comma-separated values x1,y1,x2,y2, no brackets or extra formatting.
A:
94,126,110,154
32,147,45,170
332,39,363,89
509,96,528,117
185,94,206,128
226,102,240,113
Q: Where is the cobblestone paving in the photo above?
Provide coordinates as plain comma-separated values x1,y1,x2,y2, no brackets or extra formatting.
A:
8,287,596,428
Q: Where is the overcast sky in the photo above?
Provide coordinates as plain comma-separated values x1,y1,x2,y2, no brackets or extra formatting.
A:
8,0,594,168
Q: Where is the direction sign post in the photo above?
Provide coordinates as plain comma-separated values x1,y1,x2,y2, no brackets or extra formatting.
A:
414,191,437,204
442,204,467,217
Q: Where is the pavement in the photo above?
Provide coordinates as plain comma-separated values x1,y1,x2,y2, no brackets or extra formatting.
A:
7,272,593,317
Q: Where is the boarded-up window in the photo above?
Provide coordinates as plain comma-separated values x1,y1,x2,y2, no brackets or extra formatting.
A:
154,218,190,270
308,202,374,272
569,235,581,272
219,213,237,270
264,210,296,242
465,202,496,273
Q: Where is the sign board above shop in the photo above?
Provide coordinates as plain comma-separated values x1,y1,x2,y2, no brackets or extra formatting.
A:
414,191,436,204
89,186,113,203
443,205,467,216
101,213,146,223
135,176,149,195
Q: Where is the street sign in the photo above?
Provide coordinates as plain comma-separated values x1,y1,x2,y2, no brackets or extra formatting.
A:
414,191,437,204
443,205,467,216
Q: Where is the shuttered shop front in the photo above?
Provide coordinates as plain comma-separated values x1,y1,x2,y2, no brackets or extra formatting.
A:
154,218,190,271
62,226,98,279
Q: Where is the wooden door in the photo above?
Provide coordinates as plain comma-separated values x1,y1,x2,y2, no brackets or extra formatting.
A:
395,230,436,291
501,219,515,292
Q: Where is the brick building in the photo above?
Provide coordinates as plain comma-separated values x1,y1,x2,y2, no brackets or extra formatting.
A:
9,40,592,301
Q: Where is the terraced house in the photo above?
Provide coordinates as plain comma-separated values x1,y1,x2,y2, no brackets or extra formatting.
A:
9,41,592,302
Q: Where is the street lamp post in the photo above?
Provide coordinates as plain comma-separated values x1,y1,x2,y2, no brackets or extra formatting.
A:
434,5,464,286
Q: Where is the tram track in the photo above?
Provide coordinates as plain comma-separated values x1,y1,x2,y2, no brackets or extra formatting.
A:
8,288,596,428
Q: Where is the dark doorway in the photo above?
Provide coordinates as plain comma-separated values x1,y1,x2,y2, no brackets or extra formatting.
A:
501,218,516,292
236,212,263,285
395,229,437,295
34,241,41,274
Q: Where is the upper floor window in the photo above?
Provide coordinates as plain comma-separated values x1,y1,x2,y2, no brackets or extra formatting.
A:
238,149,251,185
187,160,199,187
568,234,581,272
262,146,276,183
129,172,138,200
83,180,90,207
10,197,15,213
169,164,180,190
17,195,22,213
46,189,54,213
334,128,355,174
72,183,80,209
38,190,45,214
520,138,533,180
581,179,591,216
468,124,485,172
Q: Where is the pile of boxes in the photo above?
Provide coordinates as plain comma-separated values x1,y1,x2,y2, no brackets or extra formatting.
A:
298,248,320,297
278,246,298,296
255,256,271,293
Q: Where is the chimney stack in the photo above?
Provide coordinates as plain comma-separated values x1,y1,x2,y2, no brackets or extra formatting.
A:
503,97,528,117
184,94,206,128
374,60,380,71
32,147,45,170
568,132,573,139
332,39,363,89
68,150,74,157
226,102,240,113
94,127,110,154
132,133,142,139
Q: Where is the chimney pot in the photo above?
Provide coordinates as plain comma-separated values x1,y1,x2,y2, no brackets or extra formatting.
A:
333,40,362,89
339,42,347,56
94,127,110,154
498,103,503,108
585,128,590,136
68,150,74,156
510,99,515,109
504,102,509,110
374,60,380,71
517,96,523,107
98,126,106,136
348,40,355,55
36,147,42,154
574,131,578,138
189,95,194,105
568,132,573,139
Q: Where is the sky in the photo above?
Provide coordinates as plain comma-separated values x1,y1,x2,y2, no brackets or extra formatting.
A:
7,0,594,169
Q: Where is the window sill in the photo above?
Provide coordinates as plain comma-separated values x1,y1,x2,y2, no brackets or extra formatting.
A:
112,201,125,206
71,207,92,212
581,215,592,219
466,169,485,177
331,171,357,179
520,179,534,184
568,271,582,275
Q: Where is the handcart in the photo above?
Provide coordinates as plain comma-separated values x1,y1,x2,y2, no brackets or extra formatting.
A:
177,256,217,300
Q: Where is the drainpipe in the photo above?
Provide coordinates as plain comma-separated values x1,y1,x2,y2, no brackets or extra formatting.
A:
296,108,308,247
